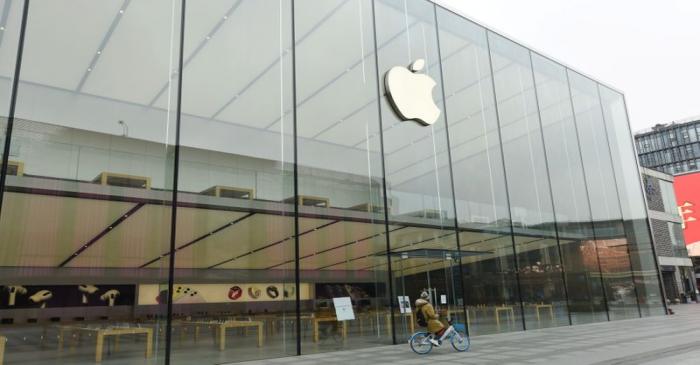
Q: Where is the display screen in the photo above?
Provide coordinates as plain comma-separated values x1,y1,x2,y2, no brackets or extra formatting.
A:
674,172,700,256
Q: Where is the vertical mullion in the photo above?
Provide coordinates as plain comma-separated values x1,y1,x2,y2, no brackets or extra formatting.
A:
484,30,526,331
564,69,611,321
0,0,29,221
432,4,470,336
595,84,642,318
290,0,302,356
619,94,668,316
527,51,572,326
370,0,397,345
164,0,186,363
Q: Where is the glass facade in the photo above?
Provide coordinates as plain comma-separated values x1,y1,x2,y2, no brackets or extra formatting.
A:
0,1,664,364
635,118,700,175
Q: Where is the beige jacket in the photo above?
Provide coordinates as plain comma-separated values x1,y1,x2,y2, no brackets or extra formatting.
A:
415,298,445,333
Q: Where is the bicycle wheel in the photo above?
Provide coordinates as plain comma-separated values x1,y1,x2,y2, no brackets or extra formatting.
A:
450,330,470,352
409,332,433,355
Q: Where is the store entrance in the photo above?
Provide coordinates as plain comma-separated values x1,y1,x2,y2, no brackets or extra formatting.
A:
391,249,467,339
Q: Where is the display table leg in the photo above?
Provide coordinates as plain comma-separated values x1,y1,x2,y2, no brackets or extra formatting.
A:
313,321,319,343
257,324,263,347
145,331,153,358
95,332,105,363
218,326,225,351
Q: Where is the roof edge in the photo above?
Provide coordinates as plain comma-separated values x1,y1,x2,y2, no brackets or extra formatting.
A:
429,0,626,95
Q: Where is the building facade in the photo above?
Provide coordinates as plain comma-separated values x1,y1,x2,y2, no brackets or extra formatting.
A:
641,167,696,302
635,116,700,175
0,0,664,364
673,171,700,288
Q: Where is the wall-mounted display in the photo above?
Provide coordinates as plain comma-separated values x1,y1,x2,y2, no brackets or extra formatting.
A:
138,283,310,305
0,285,135,309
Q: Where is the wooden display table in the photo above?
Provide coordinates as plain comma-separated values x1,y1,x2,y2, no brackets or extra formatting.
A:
311,316,347,342
93,172,151,189
534,303,554,322
57,325,152,363
0,335,6,365
494,305,516,326
446,308,472,327
283,195,330,208
201,186,254,199
189,320,263,350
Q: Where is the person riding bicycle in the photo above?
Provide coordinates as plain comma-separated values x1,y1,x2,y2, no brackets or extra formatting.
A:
415,291,445,346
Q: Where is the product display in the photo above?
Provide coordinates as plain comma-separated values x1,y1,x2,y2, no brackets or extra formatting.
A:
5,285,27,306
100,289,120,307
284,285,295,299
78,285,98,304
248,286,261,299
228,286,242,300
266,286,279,299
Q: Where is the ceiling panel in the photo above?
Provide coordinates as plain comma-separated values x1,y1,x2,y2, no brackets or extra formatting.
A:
20,0,121,89
83,0,181,104
0,192,134,267
180,214,330,269
0,0,24,78
388,226,453,251
299,234,386,270
179,0,287,119
69,203,172,268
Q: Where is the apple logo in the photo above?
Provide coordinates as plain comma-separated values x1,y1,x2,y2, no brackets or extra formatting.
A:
385,59,441,126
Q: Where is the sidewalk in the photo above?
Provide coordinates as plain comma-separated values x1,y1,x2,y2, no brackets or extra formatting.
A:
236,304,700,365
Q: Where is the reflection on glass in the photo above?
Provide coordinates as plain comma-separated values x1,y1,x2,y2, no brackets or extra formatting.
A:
568,71,640,320
599,85,664,316
375,0,465,341
0,0,20,176
436,8,520,335
294,0,391,354
0,1,180,364
531,53,607,324
0,1,670,363
487,32,568,330
169,1,296,363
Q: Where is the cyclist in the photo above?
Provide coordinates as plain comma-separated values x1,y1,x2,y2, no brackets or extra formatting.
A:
415,291,445,346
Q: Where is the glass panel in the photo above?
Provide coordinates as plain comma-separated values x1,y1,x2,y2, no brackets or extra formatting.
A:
0,1,181,364
568,71,639,320
531,53,607,325
375,0,465,340
599,85,665,316
436,8,519,335
0,0,21,176
163,1,296,363
293,0,391,354
659,180,679,216
487,33,568,330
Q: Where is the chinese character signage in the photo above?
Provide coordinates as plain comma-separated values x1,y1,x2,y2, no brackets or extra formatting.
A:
674,172,700,256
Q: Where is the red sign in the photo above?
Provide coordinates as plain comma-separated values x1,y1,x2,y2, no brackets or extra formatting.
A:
674,172,700,256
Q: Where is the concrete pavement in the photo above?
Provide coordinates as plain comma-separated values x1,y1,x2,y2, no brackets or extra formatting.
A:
236,304,700,364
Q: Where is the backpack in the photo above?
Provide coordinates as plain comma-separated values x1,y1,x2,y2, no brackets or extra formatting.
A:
416,307,428,327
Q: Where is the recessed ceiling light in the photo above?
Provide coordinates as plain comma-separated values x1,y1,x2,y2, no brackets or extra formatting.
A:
97,50,102,55
206,36,211,40
119,9,124,14
223,15,228,20
0,26,5,31
87,68,92,72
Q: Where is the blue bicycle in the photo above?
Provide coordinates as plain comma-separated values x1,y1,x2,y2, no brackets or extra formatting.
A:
409,320,470,354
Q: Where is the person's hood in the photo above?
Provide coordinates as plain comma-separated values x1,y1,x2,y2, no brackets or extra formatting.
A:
415,298,429,307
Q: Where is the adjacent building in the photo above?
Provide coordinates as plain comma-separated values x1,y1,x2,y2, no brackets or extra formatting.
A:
635,116,700,175
673,171,700,288
641,168,696,302
0,0,665,364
